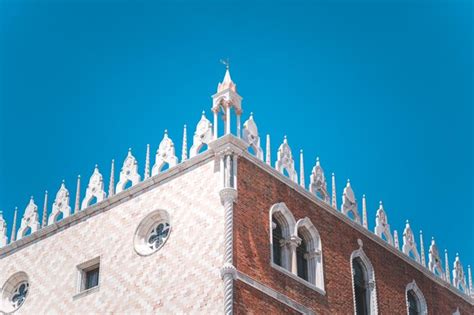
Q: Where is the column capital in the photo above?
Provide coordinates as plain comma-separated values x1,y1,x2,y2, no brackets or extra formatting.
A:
219,187,237,205
220,262,237,280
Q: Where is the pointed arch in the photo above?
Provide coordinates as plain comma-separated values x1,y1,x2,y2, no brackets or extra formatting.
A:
269,203,296,271
351,242,378,315
405,280,428,315
294,217,324,290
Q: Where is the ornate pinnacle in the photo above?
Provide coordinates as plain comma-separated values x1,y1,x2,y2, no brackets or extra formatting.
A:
144,144,150,179
265,134,271,166
41,190,48,228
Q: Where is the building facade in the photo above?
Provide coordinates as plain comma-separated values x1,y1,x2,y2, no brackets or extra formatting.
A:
0,68,472,314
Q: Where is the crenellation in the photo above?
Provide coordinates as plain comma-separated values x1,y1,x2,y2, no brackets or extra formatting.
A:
0,66,472,312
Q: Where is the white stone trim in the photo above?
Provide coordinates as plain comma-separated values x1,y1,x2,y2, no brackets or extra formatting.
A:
269,203,296,271
350,241,378,315
270,262,326,296
405,280,428,315
236,270,315,315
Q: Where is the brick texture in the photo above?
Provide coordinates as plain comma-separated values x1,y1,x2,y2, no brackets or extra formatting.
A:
234,158,473,315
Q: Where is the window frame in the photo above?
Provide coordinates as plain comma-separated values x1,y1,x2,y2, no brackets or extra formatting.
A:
75,256,101,298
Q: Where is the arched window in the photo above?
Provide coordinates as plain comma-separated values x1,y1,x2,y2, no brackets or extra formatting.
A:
351,242,378,315
294,218,324,290
405,281,427,315
296,234,308,281
272,220,283,267
353,258,369,315
407,290,420,315
269,203,296,271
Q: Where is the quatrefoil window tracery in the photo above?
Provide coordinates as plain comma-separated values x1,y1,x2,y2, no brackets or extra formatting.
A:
147,222,170,251
11,281,29,310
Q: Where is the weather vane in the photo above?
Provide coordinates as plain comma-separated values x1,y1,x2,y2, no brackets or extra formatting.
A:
220,58,230,70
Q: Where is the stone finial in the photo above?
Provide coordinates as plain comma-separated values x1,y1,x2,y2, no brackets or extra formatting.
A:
309,157,330,204
402,220,420,262
74,175,81,213
109,159,115,197
48,182,71,225
341,180,361,224
152,130,179,175
190,112,213,158
182,124,188,162
452,254,468,292
243,113,264,160
362,194,368,229
393,230,400,250
374,201,393,245
265,134,271,166
81,165,106,210
17,197,40,240
331,173,337,209
419,230,426,267
467,265,473,296
428,238,444,279
11,207,18,243
445,249,451,283
144,144,151,180
0,211,8,247
116,148,141,193
275,136,297,183
41,190,48,228
298,150,305,188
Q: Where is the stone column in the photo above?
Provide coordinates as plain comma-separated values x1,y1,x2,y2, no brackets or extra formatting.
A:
213,111,218,139
220,187,237,315
288,235,302,275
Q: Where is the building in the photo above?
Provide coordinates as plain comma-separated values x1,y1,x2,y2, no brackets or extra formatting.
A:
0,68,472,314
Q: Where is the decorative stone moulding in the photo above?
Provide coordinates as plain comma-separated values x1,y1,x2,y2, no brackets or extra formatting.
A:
402,220,420,262
0,211,7,247
81,165,106,210
48,181,71,225
309,157,330,204
189,112,213,158
116,148,141,193
453,254,468,293
374,201,393,245
428,238,444,279
341,180,361,224
242,113,264,160
275,136,298,183
152,130,178,176
17,197,40,240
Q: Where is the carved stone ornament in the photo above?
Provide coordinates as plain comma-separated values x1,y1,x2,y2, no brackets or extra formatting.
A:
17,197,40,240
309,158,330,204
190,112,213,158
428,238,444,279
242,113,263,160
275,136,298,183
48,182,71,225
374,202,393,245
116,149,141,193
341,181,361,224
0,211,7,247
402,221,420,262
452,255,468,292
152,131,179,176
81,165,106,210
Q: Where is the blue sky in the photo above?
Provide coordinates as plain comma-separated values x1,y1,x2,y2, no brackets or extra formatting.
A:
0,0,472,269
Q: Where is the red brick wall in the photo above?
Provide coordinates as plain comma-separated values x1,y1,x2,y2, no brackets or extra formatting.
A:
233,158,473,314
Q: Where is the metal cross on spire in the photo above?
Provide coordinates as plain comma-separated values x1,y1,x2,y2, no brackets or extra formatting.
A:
220,58,230,70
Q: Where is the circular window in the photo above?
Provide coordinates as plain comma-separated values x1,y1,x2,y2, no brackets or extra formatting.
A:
1,272,29,313
134,210,171,256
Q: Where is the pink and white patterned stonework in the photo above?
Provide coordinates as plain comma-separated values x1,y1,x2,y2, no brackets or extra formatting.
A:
0,160,224,314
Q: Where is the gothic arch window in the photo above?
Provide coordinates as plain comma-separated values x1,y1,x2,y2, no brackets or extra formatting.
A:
269,203,296,271
405,281,427,315
351,241,378,315
295,218,324,290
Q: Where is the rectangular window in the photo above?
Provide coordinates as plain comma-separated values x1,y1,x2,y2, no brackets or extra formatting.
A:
76,257,101,294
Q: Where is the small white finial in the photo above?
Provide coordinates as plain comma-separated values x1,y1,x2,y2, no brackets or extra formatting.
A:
144,144,151,179
201,110,205,116
265,134,271,166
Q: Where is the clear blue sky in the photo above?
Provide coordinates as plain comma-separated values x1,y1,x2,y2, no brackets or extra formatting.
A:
0,1,472,269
